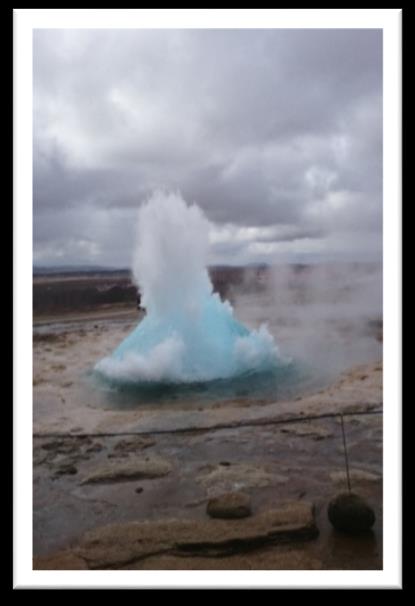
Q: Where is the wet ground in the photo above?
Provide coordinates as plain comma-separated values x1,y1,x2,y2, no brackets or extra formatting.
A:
33,298,382,570
33,391,382,569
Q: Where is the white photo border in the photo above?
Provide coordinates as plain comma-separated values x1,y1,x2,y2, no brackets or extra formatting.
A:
14,8,402,589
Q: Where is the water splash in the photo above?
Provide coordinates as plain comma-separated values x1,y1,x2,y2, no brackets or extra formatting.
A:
95,191,282,385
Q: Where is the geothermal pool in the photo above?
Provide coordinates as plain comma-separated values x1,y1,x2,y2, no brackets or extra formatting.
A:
33,192,382,422
91,192,381,408
94,192,283,390
33,277,382,418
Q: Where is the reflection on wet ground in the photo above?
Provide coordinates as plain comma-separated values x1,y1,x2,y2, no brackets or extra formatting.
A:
34,411,382,569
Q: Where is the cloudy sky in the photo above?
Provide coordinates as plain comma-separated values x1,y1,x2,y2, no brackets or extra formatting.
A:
33,28,382,267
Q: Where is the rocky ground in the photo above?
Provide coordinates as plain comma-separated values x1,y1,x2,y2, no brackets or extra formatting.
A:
33,311,382,570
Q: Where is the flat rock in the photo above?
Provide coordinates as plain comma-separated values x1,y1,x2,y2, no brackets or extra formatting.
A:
118,550,323,570
33,501,318,570
33,552,88,570
198,463,288,495
330,469,381,485
80,457,172,485
206,492,252,519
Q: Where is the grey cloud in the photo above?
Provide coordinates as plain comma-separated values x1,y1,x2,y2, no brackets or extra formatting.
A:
33,28,382,266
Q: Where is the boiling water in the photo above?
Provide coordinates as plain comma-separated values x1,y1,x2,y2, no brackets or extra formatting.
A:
95,192,286,390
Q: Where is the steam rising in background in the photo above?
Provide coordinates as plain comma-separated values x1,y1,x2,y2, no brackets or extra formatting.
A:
231,262,382,382
95,191,381,391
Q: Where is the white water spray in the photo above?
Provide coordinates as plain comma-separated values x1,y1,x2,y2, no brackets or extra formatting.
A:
95,191,280,384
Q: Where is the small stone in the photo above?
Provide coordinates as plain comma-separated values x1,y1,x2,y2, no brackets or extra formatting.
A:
135,487,144,494
206,492,252,519
328,492,375,533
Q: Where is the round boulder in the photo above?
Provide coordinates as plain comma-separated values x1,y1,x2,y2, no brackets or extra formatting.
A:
206,492,252,519
328,492,375,533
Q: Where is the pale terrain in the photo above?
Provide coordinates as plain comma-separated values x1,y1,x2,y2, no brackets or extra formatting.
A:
33,266,382,570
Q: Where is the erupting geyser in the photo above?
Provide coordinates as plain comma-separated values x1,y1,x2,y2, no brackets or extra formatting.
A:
95,192,281,385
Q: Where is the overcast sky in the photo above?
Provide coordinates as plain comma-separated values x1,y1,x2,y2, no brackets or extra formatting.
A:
33,28,382,267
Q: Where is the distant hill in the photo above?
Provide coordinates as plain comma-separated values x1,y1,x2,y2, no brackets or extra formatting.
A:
33,262,270,276
33,265,129,276
32,263,270,315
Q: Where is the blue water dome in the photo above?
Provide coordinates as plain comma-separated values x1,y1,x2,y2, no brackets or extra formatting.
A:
95,192,281,386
